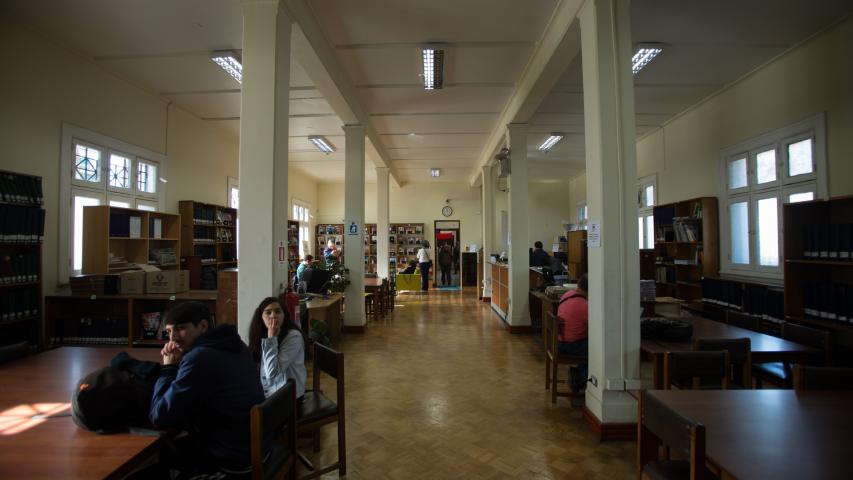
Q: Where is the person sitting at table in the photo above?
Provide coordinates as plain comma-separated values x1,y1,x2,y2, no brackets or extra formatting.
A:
296,254,314,282
248,297,307,400
530,241,551,267
399,259,418,274
323,239,340,263
149,301,265,478
557,273,588,393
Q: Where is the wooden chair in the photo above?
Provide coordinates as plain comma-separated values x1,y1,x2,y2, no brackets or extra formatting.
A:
664,351,730,390
637,390,716,480
364,293,376,318
725,310,760,331
0,341,29,364
297,343,345,479
693,338,752,389
250,379,297,480
385,278,395,312
753,322,831,388
793,365,853,391
544,311,585,403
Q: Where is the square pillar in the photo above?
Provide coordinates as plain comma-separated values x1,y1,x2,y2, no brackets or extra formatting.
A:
481,165,495,298
376,167,390,279
506,123,530,328
342,125,366,330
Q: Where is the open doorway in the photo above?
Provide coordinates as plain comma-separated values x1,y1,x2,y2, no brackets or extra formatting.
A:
434,220,460,288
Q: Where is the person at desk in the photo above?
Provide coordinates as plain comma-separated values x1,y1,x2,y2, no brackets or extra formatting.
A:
399,259,418,274
530,241,551,267
417,240,432,291
248,297,307,400
323,239,340,263
149,301,265,478
296,254,314,282
557,273,588,393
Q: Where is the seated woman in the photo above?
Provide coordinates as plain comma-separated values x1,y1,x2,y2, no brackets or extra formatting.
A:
399,259,418,274
248,297,307,400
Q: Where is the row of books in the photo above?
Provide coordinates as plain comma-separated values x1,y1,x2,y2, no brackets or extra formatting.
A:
194,245,217,264
221,244,237,263
318,225,343,235
109,212,143,238
803,283,853,323
701,278,785,321
0,205,45,243
1,289,39,322
0,172,43,206
701,278,744,309
194,226,217,242
48,316,129,346
0,253,39,284
801,224,852,260
655,266,676,283
672,218,701,242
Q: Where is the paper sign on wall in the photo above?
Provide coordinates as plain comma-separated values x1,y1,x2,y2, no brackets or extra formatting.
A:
347,221,359,235
278,240,286,266
588,221,601,248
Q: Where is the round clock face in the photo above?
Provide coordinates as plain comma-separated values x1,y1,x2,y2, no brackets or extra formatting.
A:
442,205,453,217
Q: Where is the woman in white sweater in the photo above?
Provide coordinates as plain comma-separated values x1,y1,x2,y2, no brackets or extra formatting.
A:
248,296,306,399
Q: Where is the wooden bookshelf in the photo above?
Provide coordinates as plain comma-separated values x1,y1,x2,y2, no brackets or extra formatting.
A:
287,220,299,283
178,201,237,289
391,223,425,281
363,223,377,274
315,224,344,263
83,205,181,274
566,230,587,279
0,170,44,350
653,196,719,301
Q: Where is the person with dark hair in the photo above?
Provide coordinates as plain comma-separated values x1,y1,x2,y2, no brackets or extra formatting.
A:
557,274,589,393
438,244,453,286
248,297,306,400
149,301,265,478
416,240,432,291
530,240,551,267
399,259,418,274
296,254,314,282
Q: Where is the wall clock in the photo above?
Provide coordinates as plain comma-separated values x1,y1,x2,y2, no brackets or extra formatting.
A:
442,205,453,217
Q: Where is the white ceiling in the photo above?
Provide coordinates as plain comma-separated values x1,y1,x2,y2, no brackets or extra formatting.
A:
3,0,853,184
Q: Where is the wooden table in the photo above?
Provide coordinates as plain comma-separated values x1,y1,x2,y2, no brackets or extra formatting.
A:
644,389,853,479
305,292,344,340
0,347,164,479
641,316,818,388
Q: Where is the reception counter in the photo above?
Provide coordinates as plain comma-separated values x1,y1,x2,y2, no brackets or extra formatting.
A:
490,262,509,320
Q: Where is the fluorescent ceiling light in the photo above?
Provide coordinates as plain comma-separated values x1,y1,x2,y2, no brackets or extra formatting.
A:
632,44,664,75
211,50,243,83
430,168,441,177
422,47,445,90
308,136,335,154
537,133,564,152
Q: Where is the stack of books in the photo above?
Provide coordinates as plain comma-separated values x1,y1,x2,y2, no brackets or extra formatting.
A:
803,283,853,324
0,172,44,205
0,253,39,284
0,289,38,322
802,224,852,260
0,205,45,243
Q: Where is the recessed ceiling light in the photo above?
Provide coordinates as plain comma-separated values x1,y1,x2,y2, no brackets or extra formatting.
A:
308,136,335,154
430,169,440,177
537,133,564,152
632,43,664,75
211,50,242,83
422,46,445,90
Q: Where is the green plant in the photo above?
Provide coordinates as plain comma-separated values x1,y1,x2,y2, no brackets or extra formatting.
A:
319,260,351,293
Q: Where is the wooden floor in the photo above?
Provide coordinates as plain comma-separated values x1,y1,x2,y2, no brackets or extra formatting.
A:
300,288,635,479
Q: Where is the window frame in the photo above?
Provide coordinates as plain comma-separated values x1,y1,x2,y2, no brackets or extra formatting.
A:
292,198,312,259
638,174,657,249
718,113,827,280
60,123,167,284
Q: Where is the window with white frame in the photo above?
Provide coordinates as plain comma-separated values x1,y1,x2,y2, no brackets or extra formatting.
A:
638,174,657,249
227,176,239,209
576,202,588,229
720,114,826,278
292,200,311,258
60,123,166,282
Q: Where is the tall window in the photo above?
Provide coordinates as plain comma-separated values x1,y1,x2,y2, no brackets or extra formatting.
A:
292,200,311,258
60,123,166,281
720,114,826,278
638,174,657,249
576,202,588,229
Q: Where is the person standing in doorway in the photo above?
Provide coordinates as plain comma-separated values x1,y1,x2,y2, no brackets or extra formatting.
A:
438,244,453,286
417,240,431,291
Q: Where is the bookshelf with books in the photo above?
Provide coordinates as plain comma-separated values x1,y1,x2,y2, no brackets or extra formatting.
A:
82,205,180,274
390,223,425,281
653,197,718,301
315,224,344,263
287,220,299,282
0,170,45,350
178,201,237,289
783,196,853,337
363,223,378,274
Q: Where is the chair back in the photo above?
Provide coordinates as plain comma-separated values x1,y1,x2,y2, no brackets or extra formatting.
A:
313,343,345,408
726,310,759,331
793,365,853,391
638,391,706,471
694,338,752,388
250,380,296,480
544,311,559,362
664,350,730,389
0,341,29,364
783,322,832,364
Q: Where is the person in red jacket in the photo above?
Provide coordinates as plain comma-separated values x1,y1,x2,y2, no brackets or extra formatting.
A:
557,273,588,392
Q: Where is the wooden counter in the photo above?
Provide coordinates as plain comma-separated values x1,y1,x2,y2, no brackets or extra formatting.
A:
490,263,509,319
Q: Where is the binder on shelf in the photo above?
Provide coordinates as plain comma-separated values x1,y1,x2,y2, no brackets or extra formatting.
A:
828,224,840,259
129,216,142,238
839,224,851,260
150,217,163,239
817,224,829,258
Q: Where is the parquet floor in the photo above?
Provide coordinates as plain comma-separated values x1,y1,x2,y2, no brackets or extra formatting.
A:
299,288,635,479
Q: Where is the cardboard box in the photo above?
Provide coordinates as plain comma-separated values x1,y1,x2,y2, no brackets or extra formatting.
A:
146,270,189,294
70,274,119,295
120,270,146,294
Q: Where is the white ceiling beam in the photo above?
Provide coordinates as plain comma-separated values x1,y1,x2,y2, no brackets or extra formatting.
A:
286,0,402,186
468,0,584,186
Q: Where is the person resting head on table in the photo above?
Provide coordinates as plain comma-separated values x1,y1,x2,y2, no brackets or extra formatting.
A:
148,301,265,478
557,273,588,393
399,259,418,274
248,297,307,400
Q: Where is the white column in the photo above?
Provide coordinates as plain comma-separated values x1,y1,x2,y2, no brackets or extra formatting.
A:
376,167,390,279
481,165,495,298
579,0,641,424
343,125,366,328
237,0,290,340
506,123,529,327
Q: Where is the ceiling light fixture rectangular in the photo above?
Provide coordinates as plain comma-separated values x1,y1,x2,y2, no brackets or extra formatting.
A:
537,133,564,152
422,47,444,90
632,44,664,75
430,169,440,177
211,50,243,83
308,136,335,154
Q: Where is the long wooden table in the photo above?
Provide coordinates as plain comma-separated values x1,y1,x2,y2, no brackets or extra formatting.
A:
645,389,853,479
641,316,818,388
0,347,164,479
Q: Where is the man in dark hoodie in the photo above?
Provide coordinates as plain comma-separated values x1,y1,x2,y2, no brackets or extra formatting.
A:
149,301,265,478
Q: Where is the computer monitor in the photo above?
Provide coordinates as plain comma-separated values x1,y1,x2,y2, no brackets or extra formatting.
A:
304,268,331,295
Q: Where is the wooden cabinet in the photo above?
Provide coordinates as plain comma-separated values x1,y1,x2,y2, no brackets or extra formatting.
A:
490,263,509,319
315,224,344,263
177,201,237,289
460,251,478,287
567,230,587,279
83,205,180,274
653,196,719,301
